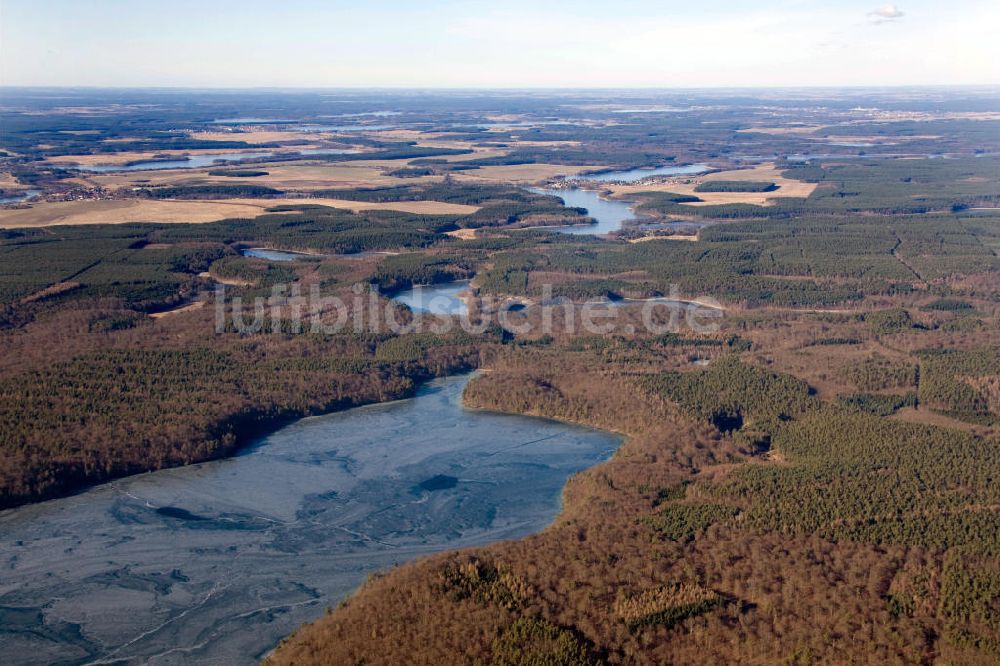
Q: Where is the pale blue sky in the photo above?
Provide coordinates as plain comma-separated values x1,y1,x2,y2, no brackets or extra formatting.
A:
1,0,997,87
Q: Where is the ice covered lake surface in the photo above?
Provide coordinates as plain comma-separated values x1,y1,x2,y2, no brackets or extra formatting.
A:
0,374,620,665
584,163,709,182
241,247,320,262
241,248,390,262
391,281,471,316
0,190,40,204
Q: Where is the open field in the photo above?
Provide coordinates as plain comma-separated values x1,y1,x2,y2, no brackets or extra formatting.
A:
609,162,818,205
0,197,478,227
238,163,441,189
412,144,509,162
295,197,478,215
75,161,442,191
510,139,583,148
628,232,698,242
44,147,326,168
445,228,479,240
891,406,994,435
149,300,206,319
0,172,28,190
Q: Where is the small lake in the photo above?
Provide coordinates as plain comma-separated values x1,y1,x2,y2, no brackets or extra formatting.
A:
826,141,883,147
0,189,40,204
586,296,723,311
785,153,917,162
0,374,619,665
327,111,401,118
242,248,320,262
211,118,292,124
611,107,693,114
584,163,709,183
71,148,357,173
242,248,388,262
292,124,396,133
391,281,471,315
74,152,277,173
475,120,576,128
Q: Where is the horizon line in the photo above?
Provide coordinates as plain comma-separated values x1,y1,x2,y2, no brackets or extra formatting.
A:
3,83,1000,91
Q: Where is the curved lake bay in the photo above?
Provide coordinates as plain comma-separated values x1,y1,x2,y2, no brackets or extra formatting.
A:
0,374,619,665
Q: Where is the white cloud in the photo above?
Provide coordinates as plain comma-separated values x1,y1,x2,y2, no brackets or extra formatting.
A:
869,4,905,23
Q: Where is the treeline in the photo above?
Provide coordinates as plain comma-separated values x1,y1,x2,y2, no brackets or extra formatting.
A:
373,254,475,292
458,147,679,167
0,229,226,311
312,183,591,228
722,409,1000,549
838,355,919,391
918,347,1000,422
640,356,817,434
837,392,917,416
637,353,1000,551
211,255,297,288
481,237,873,306
693,181,776,193
0,331,489,508
459,201,589,229
155,208,456,254
207,169,269,177
0,206,463,314
311,182,536,205
141,184,284,199
315,145,472,162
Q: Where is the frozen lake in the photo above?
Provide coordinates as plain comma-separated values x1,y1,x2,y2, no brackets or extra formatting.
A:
0,374,619,665
241,247,320,262
391,281,472,316
72,148,356,172
72,152,278,172
585,163,709,182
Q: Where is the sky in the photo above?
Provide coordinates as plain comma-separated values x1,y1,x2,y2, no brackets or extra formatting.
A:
1,0,998,88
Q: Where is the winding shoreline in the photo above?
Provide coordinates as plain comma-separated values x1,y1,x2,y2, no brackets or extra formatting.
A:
0,372,621,664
